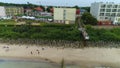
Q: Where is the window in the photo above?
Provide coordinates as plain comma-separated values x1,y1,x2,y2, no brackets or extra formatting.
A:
107,5,112,8
117,13,120,16
113,5,118,8
100,13,104,16
118,9,120,12
111,13,116,16
105,13,110,16
63,10,66,20
112,9,117,12
105,17,108,19
100,9,105,12
106,9,111,12
101,5,106,8
99,17,104,19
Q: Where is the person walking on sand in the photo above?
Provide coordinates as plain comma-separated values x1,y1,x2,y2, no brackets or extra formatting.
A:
38,51,40,54
36,49,39,51
31,51,33,55
36,49,40,54
26,46,28,49
42,47,44,50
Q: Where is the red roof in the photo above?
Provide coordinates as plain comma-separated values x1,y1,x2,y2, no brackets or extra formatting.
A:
35,7,43,11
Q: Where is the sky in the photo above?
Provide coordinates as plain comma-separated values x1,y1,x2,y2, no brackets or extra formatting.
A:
0,0,120,7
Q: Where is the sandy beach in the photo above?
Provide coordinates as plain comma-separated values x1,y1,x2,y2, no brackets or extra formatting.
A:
0,43,120,68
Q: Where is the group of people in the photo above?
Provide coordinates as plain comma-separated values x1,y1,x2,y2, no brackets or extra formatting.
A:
3,46,9,52
30,47,45,55
2,45,46,56
30,49,40,55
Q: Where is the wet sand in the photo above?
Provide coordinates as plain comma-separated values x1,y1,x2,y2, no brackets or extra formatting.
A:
0,43,120,68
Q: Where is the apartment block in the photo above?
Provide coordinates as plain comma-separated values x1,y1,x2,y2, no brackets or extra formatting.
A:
0,6,24,18
90,2,120,25
54,8,76,24
5,6,24,17
0,6,6,17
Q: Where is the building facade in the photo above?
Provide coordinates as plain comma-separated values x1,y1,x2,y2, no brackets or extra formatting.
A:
0,6,6,17
90,2,120,25
53,8,76,24
0,6,24,18
5,6,24,17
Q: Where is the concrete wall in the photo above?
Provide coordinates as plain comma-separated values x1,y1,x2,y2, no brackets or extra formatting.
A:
0,6,6,17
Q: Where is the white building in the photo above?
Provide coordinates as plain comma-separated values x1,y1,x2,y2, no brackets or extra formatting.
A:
0,6,6,17
90,2,120,25
0,6,24,19
54,8,76,24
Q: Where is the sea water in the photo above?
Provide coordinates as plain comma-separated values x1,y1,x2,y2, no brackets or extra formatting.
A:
0,58,81,68
0,59,60,68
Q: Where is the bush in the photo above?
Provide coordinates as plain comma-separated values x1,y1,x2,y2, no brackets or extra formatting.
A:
0,23,120,42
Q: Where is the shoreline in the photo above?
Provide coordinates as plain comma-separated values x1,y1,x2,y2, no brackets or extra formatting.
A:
0,43,120,67
0,56,58,66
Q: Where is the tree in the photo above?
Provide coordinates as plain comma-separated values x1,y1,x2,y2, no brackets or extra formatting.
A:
81,12,97,25
73,5,79,9
46,6,53,12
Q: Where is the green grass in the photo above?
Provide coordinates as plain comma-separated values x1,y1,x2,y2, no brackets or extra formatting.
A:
35,16,53,19
0,20,16,25
0,24,82,41
1,20,120,42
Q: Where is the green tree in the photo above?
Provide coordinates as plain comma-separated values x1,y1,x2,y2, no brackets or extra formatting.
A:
73,5,79,9
46,6,53,12
81,12,97,25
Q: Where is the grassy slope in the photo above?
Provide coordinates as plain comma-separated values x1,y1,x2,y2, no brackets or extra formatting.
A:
0,20,120,41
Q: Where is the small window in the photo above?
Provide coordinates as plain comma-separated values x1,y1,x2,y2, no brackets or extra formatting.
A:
112,9,117,12
107,5,112,8
105,17,108,19
99,13,104,16
106,9,111,12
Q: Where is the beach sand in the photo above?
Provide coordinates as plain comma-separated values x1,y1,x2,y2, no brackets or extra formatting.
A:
0,43,120,68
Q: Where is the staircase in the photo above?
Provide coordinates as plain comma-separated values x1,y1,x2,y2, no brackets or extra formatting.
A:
77,17,89,40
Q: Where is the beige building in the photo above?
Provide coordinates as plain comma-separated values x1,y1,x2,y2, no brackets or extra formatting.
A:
0,6,24,17
5,6,24,17
54,8,76,24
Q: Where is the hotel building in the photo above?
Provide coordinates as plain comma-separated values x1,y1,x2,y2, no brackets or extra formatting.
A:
90,2,120,25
